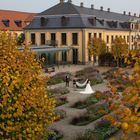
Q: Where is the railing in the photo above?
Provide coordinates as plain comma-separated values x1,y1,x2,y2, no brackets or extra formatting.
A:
46,40,58,46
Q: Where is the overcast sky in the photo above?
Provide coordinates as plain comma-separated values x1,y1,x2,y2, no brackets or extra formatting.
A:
0,0,140,15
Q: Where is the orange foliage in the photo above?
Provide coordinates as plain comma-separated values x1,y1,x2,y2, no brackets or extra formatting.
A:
107,50,140,137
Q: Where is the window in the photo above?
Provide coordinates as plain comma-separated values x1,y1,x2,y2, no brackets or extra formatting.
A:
99,33,102,39
106,35,109,43
72,33,78,45
111,35,114,42
41,33,45,45
50,33,56,46
61,33,67,45
14,20,22,27
124,36,126,40
132,36,134,42
61,16,69,26
2,19,10,27
94,33,97,38
51,33,56,41
88,17,96,26
31,33,36,45
40,17,48,26
127,36,129,42
88,33,92,40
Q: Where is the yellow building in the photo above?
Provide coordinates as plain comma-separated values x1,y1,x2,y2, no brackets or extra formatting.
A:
24,0,140,65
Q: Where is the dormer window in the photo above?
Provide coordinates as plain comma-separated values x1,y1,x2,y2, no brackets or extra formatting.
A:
97,19,104,26
14,20,22,27
88,17,96,26
120,22,130,29
40,17,48,26
61,16,69,26
2,19,10,27
107,21,117,28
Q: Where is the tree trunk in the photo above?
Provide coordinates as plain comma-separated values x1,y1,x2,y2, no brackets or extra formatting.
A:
117,59,119,67
95,56,99,66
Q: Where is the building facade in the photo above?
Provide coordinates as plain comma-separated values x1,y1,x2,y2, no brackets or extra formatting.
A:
24,0,140,65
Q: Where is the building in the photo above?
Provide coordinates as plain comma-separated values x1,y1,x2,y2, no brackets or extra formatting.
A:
24,0,140,65
0,10,36,35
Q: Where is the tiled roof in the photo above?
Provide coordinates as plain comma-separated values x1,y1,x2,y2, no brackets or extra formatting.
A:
0,10,36,31
25,2,140,30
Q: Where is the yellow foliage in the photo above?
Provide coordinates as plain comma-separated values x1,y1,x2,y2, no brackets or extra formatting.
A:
0,31,56,139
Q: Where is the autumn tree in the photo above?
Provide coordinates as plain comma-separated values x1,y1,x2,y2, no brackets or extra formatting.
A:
0,31,56,139
106,50,140,139
111,37,129,67
88,37,106,65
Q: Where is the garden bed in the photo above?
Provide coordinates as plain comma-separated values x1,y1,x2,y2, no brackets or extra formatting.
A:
71,103,111,126
85,120,119,140
47,87,69,97
72,91,110,109
47,72,71,85
56,96,68,107
47,129,63,140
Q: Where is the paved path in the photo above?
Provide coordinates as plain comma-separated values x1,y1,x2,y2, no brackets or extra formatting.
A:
49,67,110,140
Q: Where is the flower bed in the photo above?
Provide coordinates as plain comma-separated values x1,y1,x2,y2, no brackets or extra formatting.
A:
72,91,110,109
71,103,111,126
84,120,119,140
56,96,68,107
47,72,71,85
55,109,66,121
47,129,63,140
48,87,69,97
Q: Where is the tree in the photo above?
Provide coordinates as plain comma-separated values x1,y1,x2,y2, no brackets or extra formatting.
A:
88,37,106,65
106,50,140,138
0,31,56,139
111,37,129,67
17,33,25,46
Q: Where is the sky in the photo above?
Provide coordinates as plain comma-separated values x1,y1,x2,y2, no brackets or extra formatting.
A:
0,0,140,15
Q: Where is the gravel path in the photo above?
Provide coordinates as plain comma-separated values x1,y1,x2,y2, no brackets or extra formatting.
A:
50,78,110,140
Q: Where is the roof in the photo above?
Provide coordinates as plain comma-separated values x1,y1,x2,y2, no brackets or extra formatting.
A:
0,10,36,31
25,2,140,30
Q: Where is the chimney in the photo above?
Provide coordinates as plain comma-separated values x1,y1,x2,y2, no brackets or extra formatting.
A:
123,11,126,15
107,8,110,12
100,6,103,11
68,0,72,3
91,4,94,10
134,13,136,17
139,14,140,18
128,12,131,16
60,0,64,3
80,2,83,8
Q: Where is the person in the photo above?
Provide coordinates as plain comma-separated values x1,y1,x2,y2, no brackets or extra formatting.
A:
73,79,76,87
65,75,70,87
